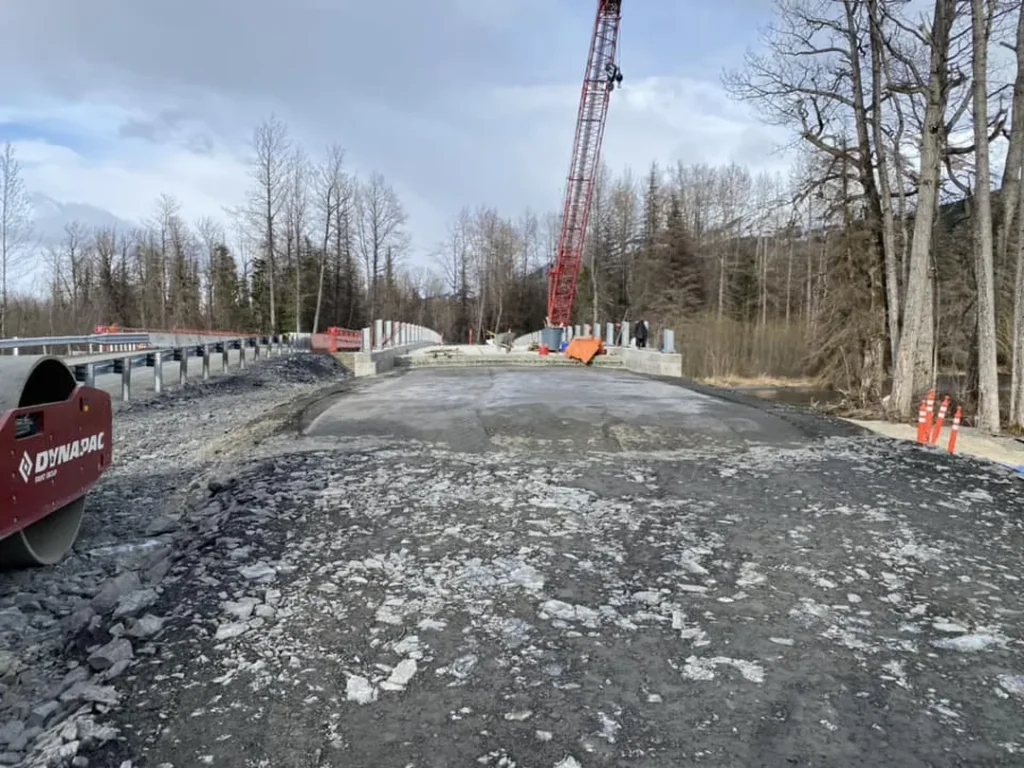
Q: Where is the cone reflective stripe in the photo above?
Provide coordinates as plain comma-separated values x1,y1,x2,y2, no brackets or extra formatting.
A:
924,388,936,440
917,399,928,443
930,396,950,446
947,406,962,454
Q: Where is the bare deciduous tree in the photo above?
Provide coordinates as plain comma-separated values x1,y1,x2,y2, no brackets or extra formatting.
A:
0,142,33,337
312,143,349,333
247,115,291,332
355,172,406,322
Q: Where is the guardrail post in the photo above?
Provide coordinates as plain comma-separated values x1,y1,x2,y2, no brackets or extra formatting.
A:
220,342,229,371
149,352,163,394
176,348,187,386
239,341,247,369
253,338,261,360
201,344,211,381
120,356,132,401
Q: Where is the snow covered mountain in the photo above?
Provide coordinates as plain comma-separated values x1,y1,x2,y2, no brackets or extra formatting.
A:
28,193,137,245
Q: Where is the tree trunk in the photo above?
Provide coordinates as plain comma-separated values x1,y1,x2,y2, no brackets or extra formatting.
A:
972,0,1001,433
888,0,955,418
1010,180,1024,425
868,0,901,368
998,4,1024,268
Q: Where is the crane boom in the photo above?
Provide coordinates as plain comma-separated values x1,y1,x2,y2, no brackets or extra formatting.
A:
546,0,622,328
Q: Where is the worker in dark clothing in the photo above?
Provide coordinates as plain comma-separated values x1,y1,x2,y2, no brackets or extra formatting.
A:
635,319,648,349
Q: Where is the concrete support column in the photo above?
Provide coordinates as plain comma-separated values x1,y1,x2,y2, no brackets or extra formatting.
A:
662,329,676,354
384,320,393,347
221,343,229,371
239,343,247,369
621,322,630,347
177,348,188,385
202,345,211,381
361,327,372,351
374,319,384,349
605,323,614,346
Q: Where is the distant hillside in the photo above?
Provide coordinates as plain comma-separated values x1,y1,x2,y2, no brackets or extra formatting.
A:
29,193,137,246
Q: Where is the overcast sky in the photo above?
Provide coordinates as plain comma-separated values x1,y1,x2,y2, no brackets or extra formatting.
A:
0,0,789,268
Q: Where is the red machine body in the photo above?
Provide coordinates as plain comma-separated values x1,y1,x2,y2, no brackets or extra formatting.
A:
0,357,113,567
0,385,112,543
547,0,623,327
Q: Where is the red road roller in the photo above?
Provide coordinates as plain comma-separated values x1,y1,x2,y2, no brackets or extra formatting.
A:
0,356,112,567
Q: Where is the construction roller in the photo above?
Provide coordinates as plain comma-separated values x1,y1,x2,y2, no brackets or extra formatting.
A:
0,356,112,568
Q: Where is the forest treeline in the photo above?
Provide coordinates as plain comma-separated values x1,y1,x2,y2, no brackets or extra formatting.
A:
3,0,1024,430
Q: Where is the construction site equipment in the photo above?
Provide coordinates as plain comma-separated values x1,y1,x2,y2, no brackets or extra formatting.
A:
546,0,623,330
0,356,112,567
564,336,604,366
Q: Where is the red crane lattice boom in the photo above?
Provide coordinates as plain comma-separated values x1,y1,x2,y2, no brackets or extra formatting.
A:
547,0,623,328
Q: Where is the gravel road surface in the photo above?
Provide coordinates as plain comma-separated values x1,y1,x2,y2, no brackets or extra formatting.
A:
8,365,1024,768
0,354,350,767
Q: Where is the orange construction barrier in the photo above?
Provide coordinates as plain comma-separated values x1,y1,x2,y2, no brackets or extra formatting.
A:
929,396,950,445
564,337,603,365
947,406,962,454
916,399,928,443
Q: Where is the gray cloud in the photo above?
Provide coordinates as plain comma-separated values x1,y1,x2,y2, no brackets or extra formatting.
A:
0,1,782,256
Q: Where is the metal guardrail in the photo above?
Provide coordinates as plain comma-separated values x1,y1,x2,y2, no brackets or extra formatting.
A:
0,333,151,352
0,319,445,402
67,336,293,401
0,331,293,402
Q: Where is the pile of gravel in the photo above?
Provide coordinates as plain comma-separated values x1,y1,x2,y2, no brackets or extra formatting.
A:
246,352,350,385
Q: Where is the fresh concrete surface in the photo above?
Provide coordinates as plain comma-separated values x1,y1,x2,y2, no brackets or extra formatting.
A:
88,367,1024,767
